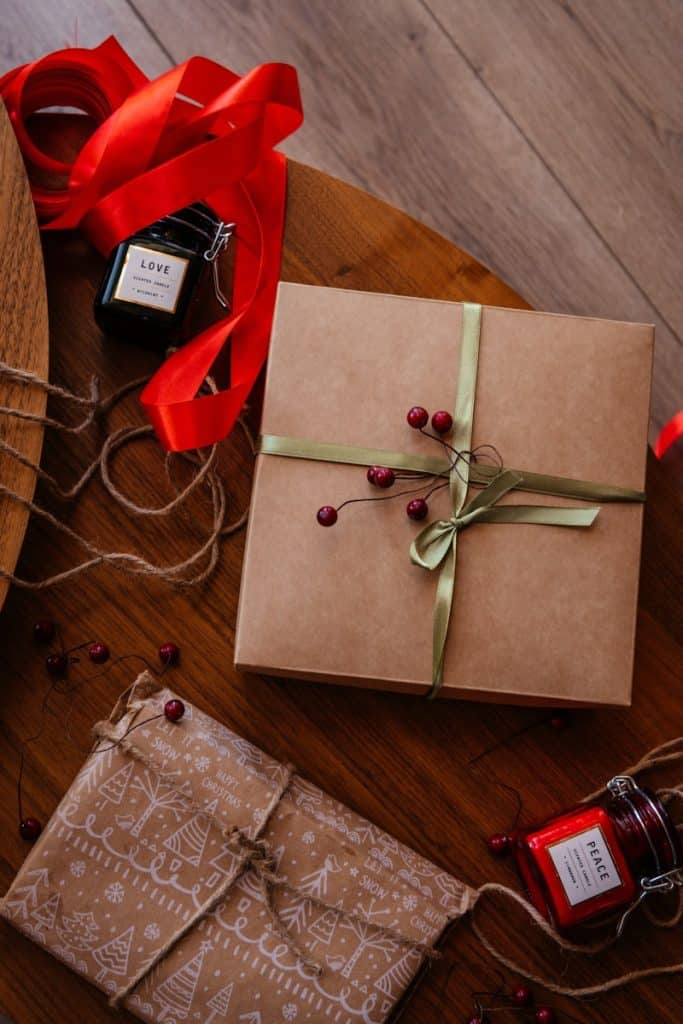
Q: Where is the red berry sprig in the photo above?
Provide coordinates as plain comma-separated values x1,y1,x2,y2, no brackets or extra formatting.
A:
487,832,512,857
316,405,482,527
159,641,180,666
164,698,185,722
19,621,183,843
33,619,55,644
467,979,575,1024
88,642,110,665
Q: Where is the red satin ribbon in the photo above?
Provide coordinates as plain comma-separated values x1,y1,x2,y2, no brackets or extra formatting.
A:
0,37,303,450
654,411,683,460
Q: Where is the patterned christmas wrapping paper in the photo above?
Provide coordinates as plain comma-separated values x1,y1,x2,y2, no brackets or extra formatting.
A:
1,675,473,1023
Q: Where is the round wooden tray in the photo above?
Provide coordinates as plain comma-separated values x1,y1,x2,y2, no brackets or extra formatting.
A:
0,104,49,611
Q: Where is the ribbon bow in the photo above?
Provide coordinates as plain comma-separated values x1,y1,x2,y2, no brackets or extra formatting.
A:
410,467,600,692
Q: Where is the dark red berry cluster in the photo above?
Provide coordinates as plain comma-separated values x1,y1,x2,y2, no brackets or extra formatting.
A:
317,406,455,526
22,619,183,843
468,979,557,1023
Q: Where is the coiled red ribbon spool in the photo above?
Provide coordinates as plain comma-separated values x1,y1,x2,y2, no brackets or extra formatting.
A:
0,37,303,450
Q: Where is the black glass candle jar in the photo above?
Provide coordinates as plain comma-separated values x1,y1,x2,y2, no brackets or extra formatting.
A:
94,203,234,349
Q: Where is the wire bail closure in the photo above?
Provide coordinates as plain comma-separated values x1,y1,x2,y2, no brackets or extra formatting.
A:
607,775,683,937
204,220,236,310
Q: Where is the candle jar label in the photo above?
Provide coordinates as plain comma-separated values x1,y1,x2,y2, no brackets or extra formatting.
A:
113,244,189,313
547,825,622,906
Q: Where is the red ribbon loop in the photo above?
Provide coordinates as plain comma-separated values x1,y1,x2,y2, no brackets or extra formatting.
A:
1,37,303,451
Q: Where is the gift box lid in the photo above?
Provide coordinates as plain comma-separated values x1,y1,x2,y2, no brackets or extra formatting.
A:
235,283,653,706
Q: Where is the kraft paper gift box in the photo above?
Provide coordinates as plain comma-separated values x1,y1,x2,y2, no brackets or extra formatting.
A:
235,283,653,706
1,675,472,1023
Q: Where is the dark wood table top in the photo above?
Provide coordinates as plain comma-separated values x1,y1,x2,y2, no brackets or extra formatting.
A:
0,118,681,1024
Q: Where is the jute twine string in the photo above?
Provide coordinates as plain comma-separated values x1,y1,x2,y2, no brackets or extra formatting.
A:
0,361,253,588
90,711,442,1009
471,738,683,997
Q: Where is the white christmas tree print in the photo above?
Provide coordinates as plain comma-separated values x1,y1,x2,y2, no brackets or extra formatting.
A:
339,918,398,978
2,868,50,920
434,872,462,909
98,761,134,806
74,746,113,796
28,893,59,939
206,982,233,1022
206,844,240,889
164,799,217,867
56,910,99,951
231,738,262,769
308,906,339,948
92,924,134,987
299,854,341,899
375,948,420,996
152,940,211,1020
128,768,189,838
290,778,322,809
278,897,312,936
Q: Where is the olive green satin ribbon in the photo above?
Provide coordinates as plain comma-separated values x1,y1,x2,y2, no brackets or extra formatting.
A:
256,302,645,698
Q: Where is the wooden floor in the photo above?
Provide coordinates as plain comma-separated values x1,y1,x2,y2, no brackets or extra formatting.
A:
1,0,681,440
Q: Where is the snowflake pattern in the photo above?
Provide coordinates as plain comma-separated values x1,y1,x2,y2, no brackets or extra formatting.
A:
194,756,210,773
144,923,161,941
69,860,86,878
282,1003,298,1020
402,894,418,911
105,882,125,904
302,831,315,845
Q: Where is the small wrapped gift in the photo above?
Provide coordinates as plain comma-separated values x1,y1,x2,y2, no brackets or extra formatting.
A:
1,675,471,1022
235,284,652,705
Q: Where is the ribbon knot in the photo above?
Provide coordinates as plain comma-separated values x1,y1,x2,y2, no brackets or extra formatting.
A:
409,462,600,695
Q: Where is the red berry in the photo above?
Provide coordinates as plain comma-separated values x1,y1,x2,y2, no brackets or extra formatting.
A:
19,817,42,841
159,642,180,666
535,1009,555,1024
46,652,68,677
487,832,511,856
406,498,429,521
164,699,185,723
33,619,55,644
466,1017,484,1024
88,642,110,665
367,466,380,485
550,712,570,730
512,984,533,1007
431,410,453,434
373,467,395,489
407,406,429,429
317,505,338,527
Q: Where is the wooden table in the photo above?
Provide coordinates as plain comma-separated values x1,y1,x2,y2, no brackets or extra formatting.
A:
0,117,681,1024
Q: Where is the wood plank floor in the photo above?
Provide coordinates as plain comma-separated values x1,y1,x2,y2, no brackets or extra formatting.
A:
1,0,680,440
1,0,681,441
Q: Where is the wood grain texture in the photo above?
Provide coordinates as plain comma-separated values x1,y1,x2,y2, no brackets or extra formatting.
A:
106,0,683,438
0,104,49,610
0,1,680,438
0,113,681,1024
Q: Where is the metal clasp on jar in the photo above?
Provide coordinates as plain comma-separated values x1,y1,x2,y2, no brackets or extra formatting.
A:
607,775,638,798
204,221,237,310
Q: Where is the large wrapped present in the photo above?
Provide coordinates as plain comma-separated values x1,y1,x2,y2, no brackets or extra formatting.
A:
1,675,472,1022
235,284,652,705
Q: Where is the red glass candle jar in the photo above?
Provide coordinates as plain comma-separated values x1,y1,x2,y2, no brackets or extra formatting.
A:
514,775,682,931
